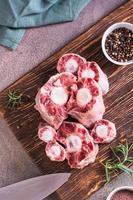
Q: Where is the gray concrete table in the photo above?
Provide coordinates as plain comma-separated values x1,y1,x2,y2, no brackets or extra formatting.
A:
0,0,132,200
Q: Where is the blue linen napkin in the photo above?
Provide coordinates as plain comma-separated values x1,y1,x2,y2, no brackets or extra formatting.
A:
0,0,91,50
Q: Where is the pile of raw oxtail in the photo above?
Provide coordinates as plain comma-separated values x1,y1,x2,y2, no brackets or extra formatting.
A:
35,53,116,169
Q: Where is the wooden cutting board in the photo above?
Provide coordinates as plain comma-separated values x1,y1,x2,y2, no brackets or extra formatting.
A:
0,1,133,200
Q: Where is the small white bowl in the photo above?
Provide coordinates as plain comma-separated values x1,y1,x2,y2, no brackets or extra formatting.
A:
102,22,133,65
106,186,133,200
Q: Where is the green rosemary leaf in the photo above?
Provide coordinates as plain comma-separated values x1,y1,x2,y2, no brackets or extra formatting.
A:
103,142,133,184
113,143,129,163
110,146,121,162
127,157,133,163
118,164,133,175
105,162,110,183
7,90,23,109
114,144,126,156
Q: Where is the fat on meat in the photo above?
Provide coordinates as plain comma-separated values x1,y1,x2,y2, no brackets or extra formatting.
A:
66,143,99,169
90,119,117,143
35,53,117,169
57,53,86,74
78,61,109,95
57,121,93,148
45,141,66,161
57,121,98,169
67,78,105,127
38,122,57,143
35,72,77,129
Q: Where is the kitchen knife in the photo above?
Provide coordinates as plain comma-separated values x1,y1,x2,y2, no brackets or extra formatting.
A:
0,173,71,200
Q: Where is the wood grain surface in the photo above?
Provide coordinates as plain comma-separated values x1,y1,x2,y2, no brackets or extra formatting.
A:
0,1,133,200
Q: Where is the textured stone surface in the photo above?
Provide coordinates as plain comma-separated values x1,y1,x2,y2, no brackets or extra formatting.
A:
0,1,132,200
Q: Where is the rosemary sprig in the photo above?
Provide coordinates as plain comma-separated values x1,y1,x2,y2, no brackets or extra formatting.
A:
7,90,23,109
103,141,133,184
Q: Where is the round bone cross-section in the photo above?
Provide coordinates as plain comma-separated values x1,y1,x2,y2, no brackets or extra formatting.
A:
81,68,96,79
76,88,92,107
66,135,82,153
51,87,68,106
57,53,86,74
45,141,66,161
90,119,117,143
96,125,108,138
38,123,57,143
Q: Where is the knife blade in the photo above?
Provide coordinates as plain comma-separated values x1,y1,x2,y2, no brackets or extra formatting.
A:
0,173,71,200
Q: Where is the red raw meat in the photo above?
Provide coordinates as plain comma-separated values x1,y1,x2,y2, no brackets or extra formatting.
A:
66,143,99,169
57,121,98,169
67,78,105,127
45,141,66,161
90,119,117,143
35,72,77,129
35,53,117,169
38,122,57,143
78,61,109,95
57,53,86,74
57,121,93,148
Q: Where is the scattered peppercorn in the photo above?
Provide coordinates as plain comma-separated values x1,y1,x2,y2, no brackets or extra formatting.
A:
105,27,133,62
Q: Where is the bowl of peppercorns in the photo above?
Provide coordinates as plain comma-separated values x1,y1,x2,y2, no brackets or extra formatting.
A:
102,22,133,65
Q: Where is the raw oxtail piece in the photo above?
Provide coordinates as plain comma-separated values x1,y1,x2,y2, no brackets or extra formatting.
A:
78,61,109,95
57,53,86,74
67,78,105,127
57,121,92,149
90,119,117,143
45,141,66,161
66,140,98,169
35,72,77,129
57,121,98,169
38,123,57,143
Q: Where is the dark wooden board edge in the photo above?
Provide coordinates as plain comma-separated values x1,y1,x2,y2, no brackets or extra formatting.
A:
0,1,133,200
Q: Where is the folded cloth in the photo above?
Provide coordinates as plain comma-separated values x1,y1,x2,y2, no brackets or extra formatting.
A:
0,0,91,50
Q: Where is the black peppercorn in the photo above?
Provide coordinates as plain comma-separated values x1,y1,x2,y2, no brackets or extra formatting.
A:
105,27,133,62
